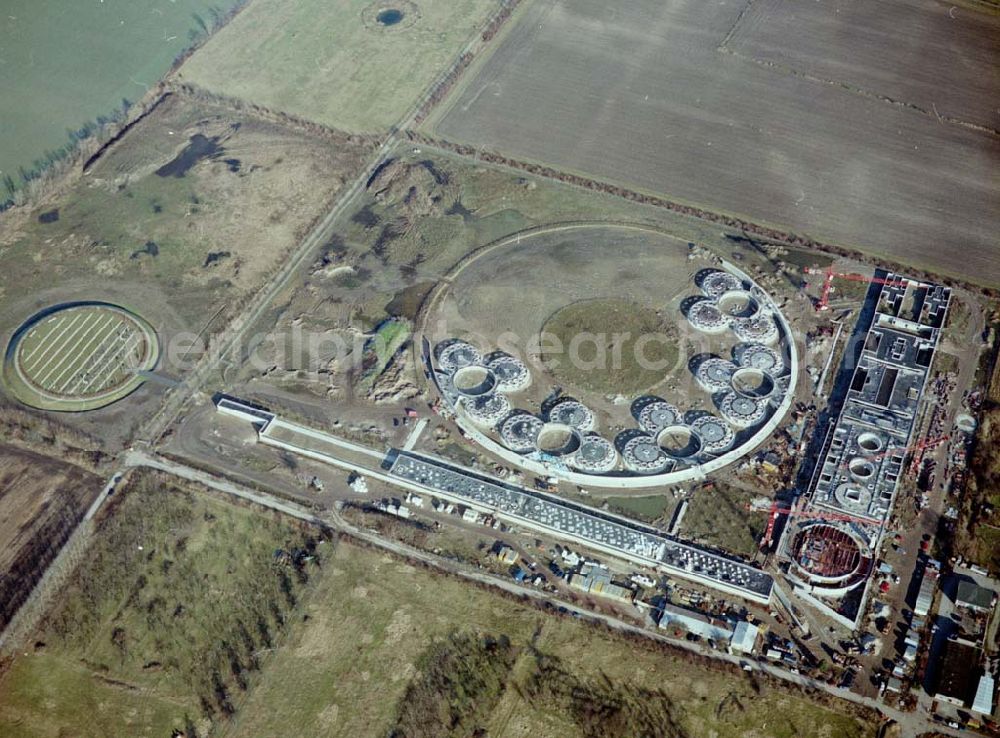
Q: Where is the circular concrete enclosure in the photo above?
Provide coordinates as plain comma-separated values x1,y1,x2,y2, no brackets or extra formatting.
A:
731,366,776,399
452,365,497,397
4,301,159,412
792,524,869,587
536,423,582,456
423,224,798,488
848,457,876,481
717,290,760,319
657,425,703,459
857,432,884,454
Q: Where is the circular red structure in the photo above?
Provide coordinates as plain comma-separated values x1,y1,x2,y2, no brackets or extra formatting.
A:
791,524,868,585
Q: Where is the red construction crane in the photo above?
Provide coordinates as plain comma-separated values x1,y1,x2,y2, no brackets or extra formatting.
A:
804,266,901,311
907,433,950,475
749,499,876,551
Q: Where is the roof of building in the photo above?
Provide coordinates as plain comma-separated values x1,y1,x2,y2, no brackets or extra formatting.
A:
730,621,760,653
934,640,982,705
973,674,995,715
957,578,995,611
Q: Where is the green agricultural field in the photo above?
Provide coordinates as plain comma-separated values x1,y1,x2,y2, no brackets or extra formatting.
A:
0,472,325,738
0,0,244,191
178,0,499,131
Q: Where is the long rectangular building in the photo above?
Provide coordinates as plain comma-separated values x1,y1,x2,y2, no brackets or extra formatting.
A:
781,272,951,628
390,451,773,604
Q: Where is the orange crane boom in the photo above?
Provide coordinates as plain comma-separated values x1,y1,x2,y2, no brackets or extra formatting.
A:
804,266,902,311
751,500,876,550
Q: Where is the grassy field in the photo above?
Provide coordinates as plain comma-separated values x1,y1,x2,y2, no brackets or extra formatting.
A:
679,482,766,560
233,146,823,408
220,539,878,738
603,493,678,525
0,0,245,189
433,0,1000,286
0,472,325,738
540,298,679,396
179,0,498,132
0,92,371,366
0,471,877,737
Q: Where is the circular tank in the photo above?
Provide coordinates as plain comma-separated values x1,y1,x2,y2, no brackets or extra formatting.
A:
535,423,582,457
691,415,735,454
571,434,619,473
717,290,761,319
638,400,682,434
437,341,483,372
848,457,876,481
464,393,511,426
700,269,743,298
731,366,776,399
622,434,671,474
696,358,738,393
733,343,784,375
499,412,544,453
719,392,768,428
687,300,729,333
547,399,596,432
732,314,779,345
486,352,531,393
856,432,884,454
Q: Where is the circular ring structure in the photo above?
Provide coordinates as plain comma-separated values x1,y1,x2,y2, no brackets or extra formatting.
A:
499,412,544,453
691,415,735,455
437,341,482,372
731,366,776,400
571,434,618,473
848,457,876,481
687,299,730,333
637,400,682,434
486,352,531,392
717,290,761,320
535,423,582,457
547,399,596,432
856,432,884,454
452,365,497,397
696,358,738,393
657,425,703,459
4,301,160,412
420,224,799,488
700,269,743,298
834,483,874,511
791,524,870,588
734,343,784,375
622,434,671,474
719,392,768,428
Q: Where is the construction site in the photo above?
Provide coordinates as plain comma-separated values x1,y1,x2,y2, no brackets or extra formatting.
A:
778,272,952,628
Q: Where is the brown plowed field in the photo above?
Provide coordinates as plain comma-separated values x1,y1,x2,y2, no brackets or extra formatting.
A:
0,445,101,631
434,0,1000,285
